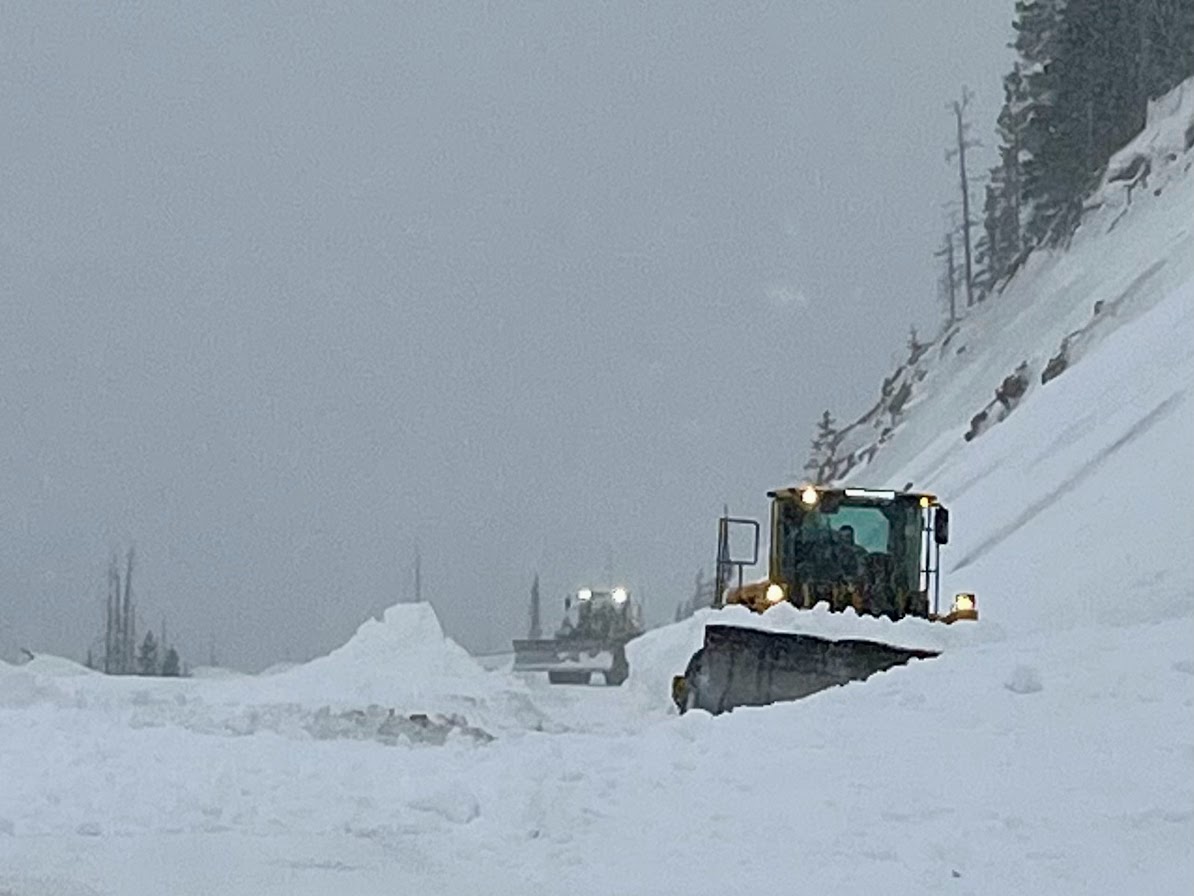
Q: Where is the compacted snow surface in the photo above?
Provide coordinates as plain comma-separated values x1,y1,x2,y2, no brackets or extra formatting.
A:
3,80,1193,896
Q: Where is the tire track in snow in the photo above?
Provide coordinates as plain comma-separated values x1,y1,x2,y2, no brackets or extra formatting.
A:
951,388,1188,571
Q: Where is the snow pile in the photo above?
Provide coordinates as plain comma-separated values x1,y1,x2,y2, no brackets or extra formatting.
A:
267,602,487,700
244,602,549,733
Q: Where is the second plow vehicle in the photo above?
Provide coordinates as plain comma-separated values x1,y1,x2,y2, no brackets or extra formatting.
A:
512,586,645,686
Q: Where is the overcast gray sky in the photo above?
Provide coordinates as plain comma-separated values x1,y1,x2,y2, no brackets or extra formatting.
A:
2,3,1013,668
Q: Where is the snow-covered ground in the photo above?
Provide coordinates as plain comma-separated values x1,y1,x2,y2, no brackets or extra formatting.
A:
3,81,1192,896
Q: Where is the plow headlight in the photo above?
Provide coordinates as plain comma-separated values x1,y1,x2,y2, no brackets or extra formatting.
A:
612,587,628,605
577,588,592,602
945,592,978,622
765,583,786,605
800,486,819,507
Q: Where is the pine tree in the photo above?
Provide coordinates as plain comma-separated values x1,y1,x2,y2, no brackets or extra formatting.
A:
979,65,1029,292
161,647,181,677
907,326,927,363
528,574,542,639
1021,0,1152,245
1138,0,1194,101
803,410,838,484
1015,0,1071,244
934,229,960,323
974,185,998,298
137,630,159,676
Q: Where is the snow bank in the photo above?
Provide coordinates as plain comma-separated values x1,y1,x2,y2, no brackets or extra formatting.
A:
0,603,550,739
17,655,97,677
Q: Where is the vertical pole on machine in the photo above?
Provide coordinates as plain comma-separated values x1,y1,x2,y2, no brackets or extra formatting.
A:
933,538,941,616
714,515,729,609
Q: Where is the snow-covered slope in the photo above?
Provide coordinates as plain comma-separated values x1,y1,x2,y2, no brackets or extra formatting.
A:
2,80,1192,896
830,78,1194,500
835,78,1194,635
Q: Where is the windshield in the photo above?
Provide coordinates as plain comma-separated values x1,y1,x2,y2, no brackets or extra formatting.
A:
774,496,924,597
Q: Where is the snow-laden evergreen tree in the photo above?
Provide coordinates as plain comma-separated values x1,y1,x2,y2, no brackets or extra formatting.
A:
1016,0,1077,245
978,65,1029,293
161,646,181,677
935,228,960,323
137,630,159,676
803,410,838,484
1016,0,1192,247
1138,0,1194,101
906,326,929,365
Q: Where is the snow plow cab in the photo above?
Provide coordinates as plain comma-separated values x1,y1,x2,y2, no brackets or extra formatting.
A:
672,485,978,714
513,587,645,686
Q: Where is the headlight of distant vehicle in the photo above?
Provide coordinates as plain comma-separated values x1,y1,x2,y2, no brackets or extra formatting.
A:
612,587,628,605
765,583,786,604
577,588,592,601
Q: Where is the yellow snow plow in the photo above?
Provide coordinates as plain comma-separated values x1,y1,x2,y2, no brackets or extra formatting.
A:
672,485,978,714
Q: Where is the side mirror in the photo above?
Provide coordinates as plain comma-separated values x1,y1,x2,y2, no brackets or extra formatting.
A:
564,597,572,610
718,517,761,566
934,507,950,545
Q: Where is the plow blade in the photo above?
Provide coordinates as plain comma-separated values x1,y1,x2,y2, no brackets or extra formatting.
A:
674,624,938,714
511,638,630,686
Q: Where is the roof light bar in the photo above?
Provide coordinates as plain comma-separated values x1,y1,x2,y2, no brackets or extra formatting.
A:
844,488,896,500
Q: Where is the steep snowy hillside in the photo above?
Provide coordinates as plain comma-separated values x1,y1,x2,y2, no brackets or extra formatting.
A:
830,78,1194,499
828,78,1194,633
1,80,1191,896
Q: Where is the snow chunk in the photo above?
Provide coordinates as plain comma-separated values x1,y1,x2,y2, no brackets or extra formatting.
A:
0,877,105,896
408,784,481,824
1004,665,1044,695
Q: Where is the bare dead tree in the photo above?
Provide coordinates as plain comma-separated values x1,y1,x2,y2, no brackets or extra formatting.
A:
104,553,119,674
946,87,980,307
122,547,136,674
413,543,423,603
100,546,138,674
528,573,542,639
